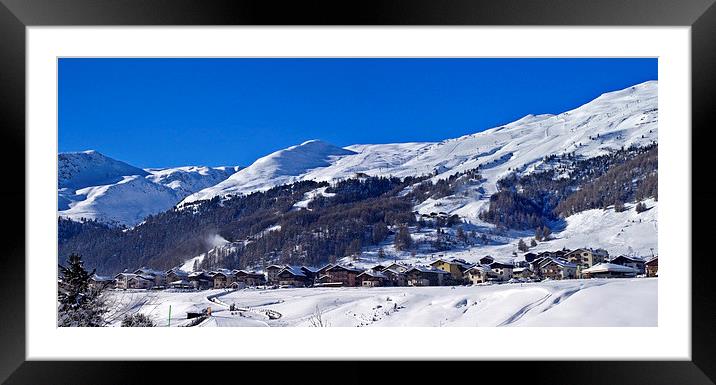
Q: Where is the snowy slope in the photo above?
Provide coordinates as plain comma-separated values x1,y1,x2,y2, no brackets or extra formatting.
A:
182,81,657,207
145,166,239,197
182,140,356,202
58,151,239,226
173,81,657,268
105,278,657,327
58,150,150,211
60,175,183,226
341,200,658,270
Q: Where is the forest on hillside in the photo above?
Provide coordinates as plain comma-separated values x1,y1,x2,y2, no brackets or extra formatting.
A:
479,144,658,230
59,170,480,274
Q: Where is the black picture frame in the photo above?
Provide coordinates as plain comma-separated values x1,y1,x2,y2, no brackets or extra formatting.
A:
1,0,714,383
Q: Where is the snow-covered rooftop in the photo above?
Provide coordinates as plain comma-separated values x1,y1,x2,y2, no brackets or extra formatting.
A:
582,263,637,274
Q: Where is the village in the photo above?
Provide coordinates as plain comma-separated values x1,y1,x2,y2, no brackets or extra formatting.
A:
92,248,659,292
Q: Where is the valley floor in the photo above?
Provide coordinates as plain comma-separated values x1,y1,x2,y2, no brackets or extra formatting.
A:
104,278,657,327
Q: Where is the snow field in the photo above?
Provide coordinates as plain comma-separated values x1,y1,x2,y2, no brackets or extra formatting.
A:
105,278,656,327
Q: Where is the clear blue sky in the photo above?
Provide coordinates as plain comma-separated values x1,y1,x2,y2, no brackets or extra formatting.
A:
59,58,657,168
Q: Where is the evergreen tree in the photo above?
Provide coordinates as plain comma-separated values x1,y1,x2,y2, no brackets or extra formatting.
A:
121,313,156,327
378,247,385,260
530,239,537,248
635,202,648,213
456,227,467,243
542,225,552,240
535,227,544,241
614,201,626,212
347,238,362,256
372,222,389,244
394,226,413,251
517,238,529,252
57,253,107,327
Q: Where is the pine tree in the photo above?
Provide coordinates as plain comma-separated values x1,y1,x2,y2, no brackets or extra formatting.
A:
372,222,389,244
378,247,385,260
347,238,362,257
635,202,648,213
456,227,467,243
121,313,155,327
394,226,413,251
530,239,537,247
542,225,552,240
517,238,529,252
57,253,107,327
614,201,626,212
535,227,543,241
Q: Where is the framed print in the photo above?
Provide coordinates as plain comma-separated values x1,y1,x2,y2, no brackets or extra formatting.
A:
1,0,715,383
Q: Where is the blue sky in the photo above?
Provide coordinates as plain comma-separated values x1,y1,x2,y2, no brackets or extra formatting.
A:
59,58,657,168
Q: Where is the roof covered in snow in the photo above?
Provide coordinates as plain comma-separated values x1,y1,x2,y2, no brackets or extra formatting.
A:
541,258,577,268
357,270,387,279
278,265,307,277
582,263,637,274
406,265,450,274
327,264,363,273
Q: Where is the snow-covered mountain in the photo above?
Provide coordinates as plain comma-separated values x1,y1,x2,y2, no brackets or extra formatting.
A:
60,81,659,274
145,165,241,198
61,81,657,253
59,150,149,191
182,139,356,202
183,81,657,209
58,151,239,226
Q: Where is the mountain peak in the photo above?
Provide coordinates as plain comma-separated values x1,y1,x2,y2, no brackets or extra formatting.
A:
58,150,149,190
182,140,356,203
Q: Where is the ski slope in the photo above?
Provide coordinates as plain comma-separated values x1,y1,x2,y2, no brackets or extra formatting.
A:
182,81,657,208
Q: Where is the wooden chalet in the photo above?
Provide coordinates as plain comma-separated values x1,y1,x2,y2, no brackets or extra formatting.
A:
300,266,320,283
489,261,515,281
645,256,658,277
324,265,363,287
523,252,538,263
405,266,449,286
539,258,577,280
165,268,189,285
463,265,497,284
276,266,309,287
381,268,407,286
479,256,495,265
356,270,387,287
133,267,167,286
188,271,213,290
127,274,154,289
581,263,637,278
233,270,266,287
89,274,114,290
266,265,285,285
212,270,235,289
512,267,534,280
382,262,409,274
609,256,646,275
430,258,473,283
566,248,608,270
